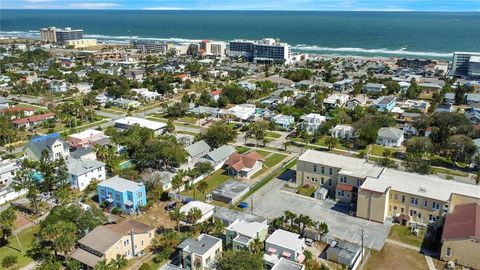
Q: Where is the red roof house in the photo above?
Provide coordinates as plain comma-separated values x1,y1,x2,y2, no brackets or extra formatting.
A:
225,152,264,179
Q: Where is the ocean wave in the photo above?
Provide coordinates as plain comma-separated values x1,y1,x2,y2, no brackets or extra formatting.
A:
293,45,451,57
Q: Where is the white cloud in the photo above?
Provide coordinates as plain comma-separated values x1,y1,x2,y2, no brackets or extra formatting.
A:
69,2,121,9
142,6,185,10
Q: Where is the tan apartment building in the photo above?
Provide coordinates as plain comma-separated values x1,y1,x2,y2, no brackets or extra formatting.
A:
70,220,155,269
357,168,480,229
177,234,223,270
440,202,480,269
296,150,383,203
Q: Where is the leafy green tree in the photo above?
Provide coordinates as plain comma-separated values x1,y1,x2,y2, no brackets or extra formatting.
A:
197,121,237,148
0,207,16,245
324,136,338,150
221,84,248,104
13,165,41,214
166,119,175,133
1,255,18,269
139,263,152,270
187,207,202,232
446,135,477,163
216,250,264,270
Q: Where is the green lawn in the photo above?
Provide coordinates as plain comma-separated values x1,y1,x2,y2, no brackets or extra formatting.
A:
0,225,39,269
264,153,288,168
368,144,398,157
235,146,251,154
265,131,281,139
297,185,316,197
180,169,230,200
145,116,168,123
178,116,199,124
255,150,271,158
100,107,127,114
388,225,425,248
432,167,469,177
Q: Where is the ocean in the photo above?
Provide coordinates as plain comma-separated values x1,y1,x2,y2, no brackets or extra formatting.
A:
1,10,479,59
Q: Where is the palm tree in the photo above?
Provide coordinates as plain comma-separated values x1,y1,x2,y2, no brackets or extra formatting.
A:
313,221,329,241
12,167,40,214
109,254,127,269
298,215,313,237
271,217,285,230
169,206,184,232
196,181,209,201
187,207,202,233
283,211,297,231
249,237,264,254
171,175,183,193
94,260,110,270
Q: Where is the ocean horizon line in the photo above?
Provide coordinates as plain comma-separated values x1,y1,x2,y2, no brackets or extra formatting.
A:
1,9,479,13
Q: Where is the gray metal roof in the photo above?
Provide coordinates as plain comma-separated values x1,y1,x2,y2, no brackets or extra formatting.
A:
377,127,403,140
178,234,221,255
24,137,69,160
68,158,105,176
185,140,211,157
202,145,236,163
98,175,144,192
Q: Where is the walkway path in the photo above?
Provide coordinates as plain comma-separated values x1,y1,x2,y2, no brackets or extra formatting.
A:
385,239,436,270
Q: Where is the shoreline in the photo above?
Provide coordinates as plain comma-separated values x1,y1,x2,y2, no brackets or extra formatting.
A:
0,30,452,61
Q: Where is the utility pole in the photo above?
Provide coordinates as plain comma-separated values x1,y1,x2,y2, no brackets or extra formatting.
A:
250,196,253,215
360,226,366,264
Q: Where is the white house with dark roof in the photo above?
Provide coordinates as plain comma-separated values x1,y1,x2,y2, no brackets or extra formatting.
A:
185,140,211,164
376,127,404,147
68,158,106,191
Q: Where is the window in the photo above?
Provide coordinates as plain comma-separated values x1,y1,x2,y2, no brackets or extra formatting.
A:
321,178,324,184
307,176,310,180
137,192,142,198
417,213,422,219
401,196,405,203
424,200,428,208
409,210,417,216
141,240,144,246
446,247,451,257
313,165,317,172
401,208,404,213
340,176,347,183
321,167,325,174
114,194,120,201
356,179,361,187
329,168,333,175
432,202,440,210
411,197,418,205
394,194,398,200
429,215,437,222
393,206,397,211
328,179,332,186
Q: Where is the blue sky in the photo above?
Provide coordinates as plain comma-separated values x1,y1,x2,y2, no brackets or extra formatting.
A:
2,0,479,11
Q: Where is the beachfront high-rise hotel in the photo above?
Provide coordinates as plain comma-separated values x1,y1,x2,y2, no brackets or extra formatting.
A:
450,52,480,79
228,38,291,64
40,27,84,44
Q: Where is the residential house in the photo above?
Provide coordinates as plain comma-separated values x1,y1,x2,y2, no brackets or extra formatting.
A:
185,140,211,164
221,104,256,121
188,106,219,118
295,80,315,90
376,127,404,147
264,229,305,267
466,93,480,107
0,159,19,186
12,112,55,128
345,95,367,110
68,129,110,149
208,89,223,101
68,158,106,191
333,79,353,92
401,100,430,113
0,106,35,119
112,98,140,109
440,203,480,269
326,240,362,269
271,114,295,129
24,133,70,161
225,218,269,250
97,176,147,213
435,102,454,113
71,147,98,160
271,258,305,270
363,83,386,94
296,150,383,202
131,88,161,101
444,92,455,104
301,113,326,133
180,201,215,224
373,96,397,112
177,234,223,270
330,124,355,140
95,94,112,105
323,93,350,108
225,152,264,179
239,81,257,91
466,111,480,124
114,117,166,135
70,220,155,269
199,145,236,169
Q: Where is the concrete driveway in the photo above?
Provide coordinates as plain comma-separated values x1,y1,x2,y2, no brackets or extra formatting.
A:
247,178,392,251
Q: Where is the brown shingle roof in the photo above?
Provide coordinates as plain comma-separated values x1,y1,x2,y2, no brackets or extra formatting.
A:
225,151,264,172
442,203,480,241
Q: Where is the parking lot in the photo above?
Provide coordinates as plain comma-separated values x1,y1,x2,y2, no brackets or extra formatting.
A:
248,178,392,251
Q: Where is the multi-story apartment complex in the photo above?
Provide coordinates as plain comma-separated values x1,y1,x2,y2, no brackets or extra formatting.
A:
296,150,383,203
297,150,480,231
40,27,84,44
70,220,155,269
132,40,173,53
200,40,226,57
228,38,291,64
177,234,223,270
451,52,480,79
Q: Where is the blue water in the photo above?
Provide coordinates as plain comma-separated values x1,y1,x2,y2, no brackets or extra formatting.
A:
1,10,479,59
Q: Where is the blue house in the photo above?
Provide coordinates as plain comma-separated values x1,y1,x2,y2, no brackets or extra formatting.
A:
97,176,147,213
373,96,397,112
